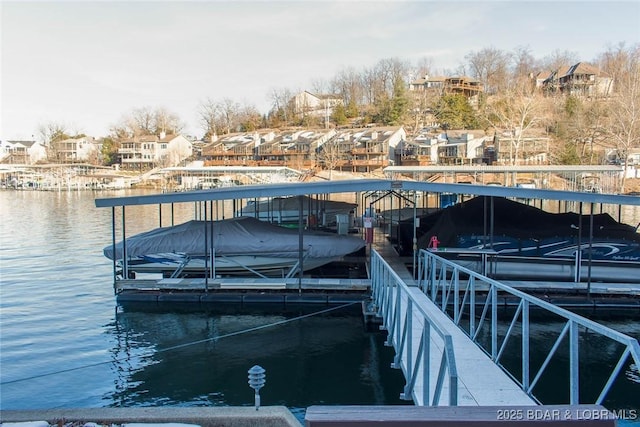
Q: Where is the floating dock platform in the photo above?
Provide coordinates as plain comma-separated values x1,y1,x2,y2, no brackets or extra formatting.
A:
115,277,371,304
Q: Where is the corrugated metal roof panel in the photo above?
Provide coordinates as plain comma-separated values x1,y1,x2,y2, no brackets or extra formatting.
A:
95,179,640,208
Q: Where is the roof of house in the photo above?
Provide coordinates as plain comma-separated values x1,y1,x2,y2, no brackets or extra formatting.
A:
564,62,610,78
121,134,185,143
542,65,571,83
316,93,342,100
137,135,159,142
410,75,447,84
446,76,481,83
7,140,39,148
543,63,610,82
159,134,175,142
535,71,553,81
300,90,342,101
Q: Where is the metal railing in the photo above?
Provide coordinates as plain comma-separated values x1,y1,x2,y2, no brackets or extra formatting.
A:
370,249,458,406
417,248,640,405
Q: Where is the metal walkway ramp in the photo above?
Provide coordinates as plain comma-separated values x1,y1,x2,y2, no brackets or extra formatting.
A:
369,234,640,408
370,248,535,406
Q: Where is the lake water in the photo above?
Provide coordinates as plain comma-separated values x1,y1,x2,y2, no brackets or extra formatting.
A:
1,189,639,423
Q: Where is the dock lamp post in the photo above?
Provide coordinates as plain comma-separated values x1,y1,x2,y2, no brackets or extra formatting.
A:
248,365,266,410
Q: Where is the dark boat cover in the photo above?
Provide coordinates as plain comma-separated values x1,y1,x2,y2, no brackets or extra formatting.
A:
396,196,640,255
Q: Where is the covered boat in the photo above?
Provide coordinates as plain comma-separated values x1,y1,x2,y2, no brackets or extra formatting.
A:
104,216,365,278
238,195,357,226
400,197,640,283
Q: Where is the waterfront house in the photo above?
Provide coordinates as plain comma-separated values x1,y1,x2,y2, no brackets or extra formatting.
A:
437,132,488,165
51,136,101,163
399,132,439,166
202,132,260,166
256,130,303,167
255,129,335,169
317,127,406,172
0,140,47,164
119,133,192,170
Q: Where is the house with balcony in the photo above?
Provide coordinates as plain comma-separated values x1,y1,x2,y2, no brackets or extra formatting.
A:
437,132,487,165
349,130,388,172
254,129,335,169
541,62,613,97
559,62,613,97
398,132,440,166
317,127,406,172
0,140,47,164
317,131,354,171
443,76,484,97
202,133,260,166
256,131,303,166
119,133,192,170
52,136,101,163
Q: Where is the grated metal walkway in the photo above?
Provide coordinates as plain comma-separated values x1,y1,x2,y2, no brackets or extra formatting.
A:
370,231,536,406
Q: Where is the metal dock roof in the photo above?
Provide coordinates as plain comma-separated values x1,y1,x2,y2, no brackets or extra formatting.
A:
383,165,623,174
95,179,640,208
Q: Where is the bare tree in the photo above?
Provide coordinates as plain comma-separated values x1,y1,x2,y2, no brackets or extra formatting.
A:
465,47,511,94
330,66,365,116
541,49,580,71
37,121,68,146
199,98,249,137
131,106,155,134
561,97,608,164
412,56,434,81
360,67,378,106
217,98,241,135
268,87,296,126
37,121,70,161
511,46,539,82
238,103,263,131
361,58,410,124
199,98,219,140
370,58,409,101
601,44,640,192
484,82,546,164
597,42,639,96
317,137,345,180
111,106,184,140
154,107,184,135
310,78,329,96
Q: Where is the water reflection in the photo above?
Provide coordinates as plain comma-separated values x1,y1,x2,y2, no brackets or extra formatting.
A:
2,189,639,416
469,311,640,411
106,302,408,410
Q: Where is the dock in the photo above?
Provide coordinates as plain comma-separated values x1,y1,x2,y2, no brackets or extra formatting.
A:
368,237,536,407
93,178,640,415
115,277,370,304
371,230,534,405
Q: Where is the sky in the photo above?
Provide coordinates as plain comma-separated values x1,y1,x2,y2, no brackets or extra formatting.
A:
1,1,639,141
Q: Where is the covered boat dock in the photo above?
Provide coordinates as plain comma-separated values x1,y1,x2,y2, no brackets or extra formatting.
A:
94,180,640,411
95,179,640,301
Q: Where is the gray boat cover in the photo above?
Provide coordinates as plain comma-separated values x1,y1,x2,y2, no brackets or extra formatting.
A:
103,216,365,260
241,195,356,214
